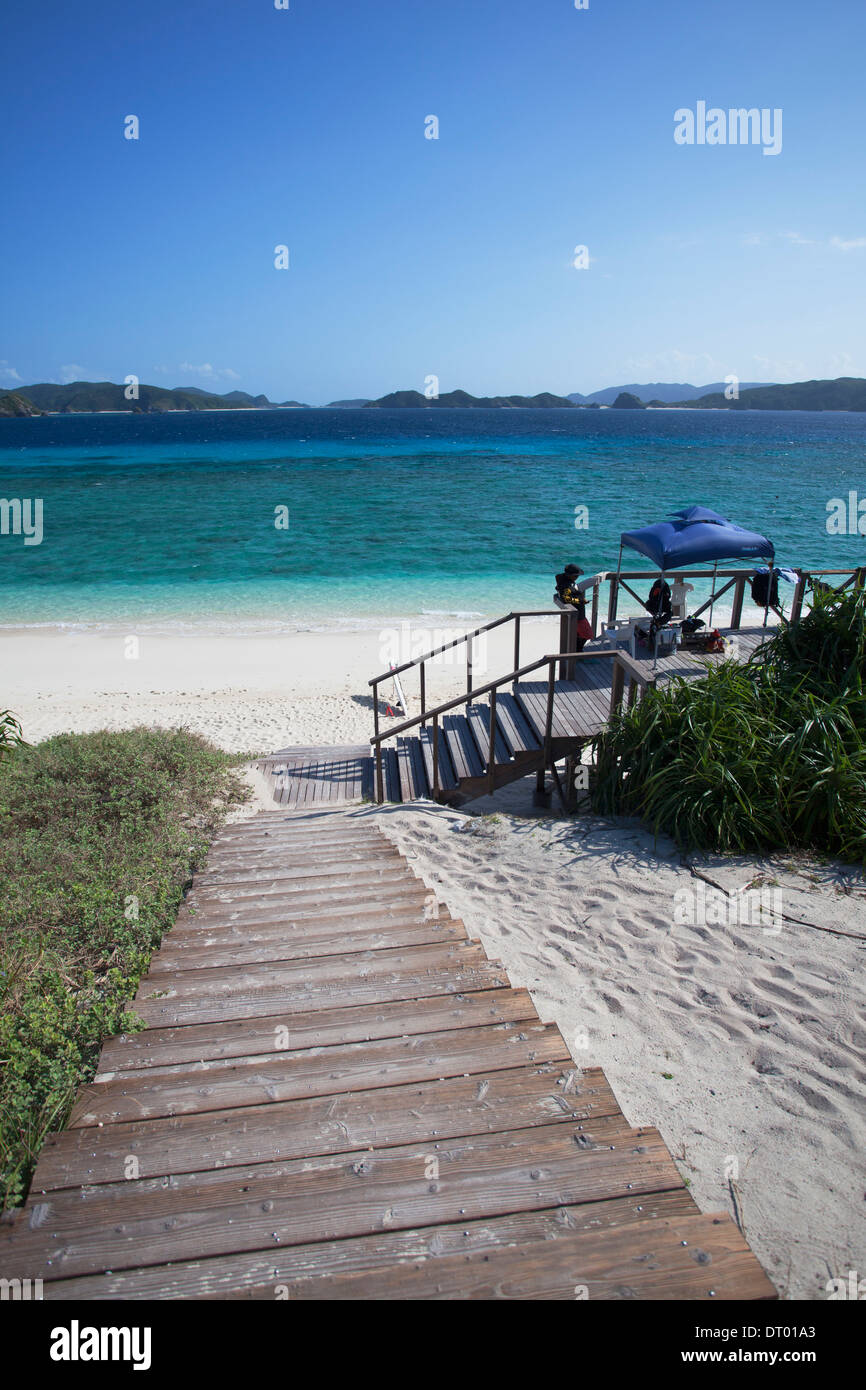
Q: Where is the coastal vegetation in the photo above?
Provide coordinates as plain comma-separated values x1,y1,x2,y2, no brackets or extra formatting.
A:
0,726,248,1209
591,592,866,862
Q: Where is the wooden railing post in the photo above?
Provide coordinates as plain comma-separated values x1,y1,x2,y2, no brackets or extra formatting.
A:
420,662,426,722
607,575,619,626
466,636,473,706
790,572,808,624
609,657,625,718
487,688,497,795
513,615,520,677
730,575,746,630
375,741,384,803
543,658,556,774
559,611,577,680
372,680,380,742
590,582,599,638
432,715,440,796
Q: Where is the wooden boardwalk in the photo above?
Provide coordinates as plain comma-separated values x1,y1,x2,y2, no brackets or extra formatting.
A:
0,811,775,1299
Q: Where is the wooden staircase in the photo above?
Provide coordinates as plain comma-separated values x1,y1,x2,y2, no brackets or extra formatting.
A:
371,650,651,808
0,812,776,1299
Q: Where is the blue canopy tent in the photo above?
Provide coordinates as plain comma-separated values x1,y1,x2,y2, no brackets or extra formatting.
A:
614,505,776,632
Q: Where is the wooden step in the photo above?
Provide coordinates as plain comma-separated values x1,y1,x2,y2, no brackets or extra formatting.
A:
418,726,458,795
209,825,382,850
132,950,510,1027
96,987,540,1075
11,1121,682,1282
442,713,485,780
201,847,403,880
69,1022,572,1126
187,863,415,903
494,691,541,755
35,1189,697,1299
165,901,445,946
181,876,429,921
175,887,436,932
465,702,511,768
207,1211,773,1302
148,917,469,973
26,1065,626,1201
396,736,428,802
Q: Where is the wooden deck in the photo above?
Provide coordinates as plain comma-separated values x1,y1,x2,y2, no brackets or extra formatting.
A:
0,812,775,1299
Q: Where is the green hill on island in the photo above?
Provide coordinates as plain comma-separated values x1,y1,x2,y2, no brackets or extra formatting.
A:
681,377,866,412
365,388,576,408
0,392,42,417
1,382,309,414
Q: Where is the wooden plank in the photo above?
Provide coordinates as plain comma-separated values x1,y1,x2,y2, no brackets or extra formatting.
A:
136,941,492,1004
192,858,405,892
132,955,511,1027
69,1021,572,1126
494,692,540,754
11,1122,684,1280
396,737,427,801
29,1070,628,1196
97,988,541,1074
465,703,510,768
179,878,431,925
171,898,435,941
148,917,469,973
442,714,484,780
204,1212,774,1301
39,1190,698,1299
188,864,414,904
419,726,458,793
201,846,402,879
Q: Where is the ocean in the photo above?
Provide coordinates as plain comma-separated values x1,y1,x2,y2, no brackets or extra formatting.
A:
0,407,863,633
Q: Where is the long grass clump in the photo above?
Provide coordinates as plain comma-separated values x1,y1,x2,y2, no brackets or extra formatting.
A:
0,726,248,1210
591,591,866,862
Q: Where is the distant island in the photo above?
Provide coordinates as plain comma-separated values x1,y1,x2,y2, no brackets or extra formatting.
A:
567,380,771,405
4,376,866,418
0,381,309,416
364,389,577,409
604,378,866,413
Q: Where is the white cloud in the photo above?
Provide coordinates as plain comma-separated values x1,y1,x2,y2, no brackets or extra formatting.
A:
177,362,241,381
624,348,722,379
0,361,22,383
750,355,809,381
59,363,88,383
743,230,865,252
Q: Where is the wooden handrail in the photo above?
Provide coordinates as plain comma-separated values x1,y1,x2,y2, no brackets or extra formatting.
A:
368,609,567,686
370,649,613,746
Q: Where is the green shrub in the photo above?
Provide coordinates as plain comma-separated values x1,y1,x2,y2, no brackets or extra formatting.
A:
591,592,866,862
0,727,248,1209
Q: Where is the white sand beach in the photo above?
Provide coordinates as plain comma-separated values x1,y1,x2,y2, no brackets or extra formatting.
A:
3,621,864,1300
362,799,866,1302
1,620,565,752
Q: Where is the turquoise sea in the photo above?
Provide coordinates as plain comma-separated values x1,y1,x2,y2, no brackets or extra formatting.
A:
0,408,864,632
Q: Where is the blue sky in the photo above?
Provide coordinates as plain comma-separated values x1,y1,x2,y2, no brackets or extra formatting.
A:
2,0,864,403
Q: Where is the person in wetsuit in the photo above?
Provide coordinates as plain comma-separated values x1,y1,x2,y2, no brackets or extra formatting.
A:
553,564,590,650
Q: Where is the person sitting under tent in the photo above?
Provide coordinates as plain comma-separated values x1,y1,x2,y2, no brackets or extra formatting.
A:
634,577,674,651
645,576,673,624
